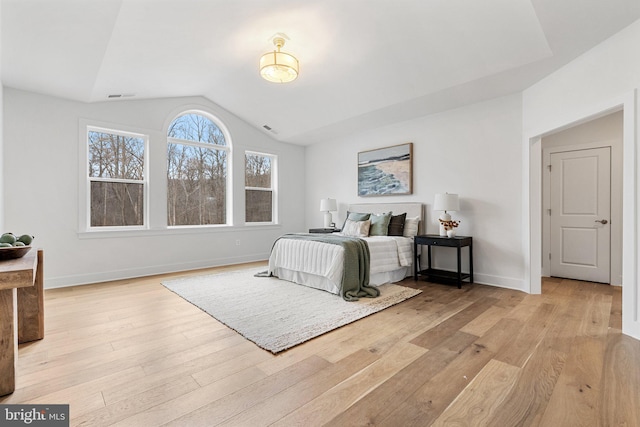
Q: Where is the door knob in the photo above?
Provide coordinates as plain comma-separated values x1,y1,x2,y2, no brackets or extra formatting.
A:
595,219,608,224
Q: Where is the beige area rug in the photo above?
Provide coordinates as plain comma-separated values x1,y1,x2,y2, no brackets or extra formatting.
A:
162,269,422,353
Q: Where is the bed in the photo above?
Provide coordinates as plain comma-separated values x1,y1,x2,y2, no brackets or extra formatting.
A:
267,202,424,300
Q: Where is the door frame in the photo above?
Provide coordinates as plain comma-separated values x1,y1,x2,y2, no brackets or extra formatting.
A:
542,142,622,285
525,89,638,339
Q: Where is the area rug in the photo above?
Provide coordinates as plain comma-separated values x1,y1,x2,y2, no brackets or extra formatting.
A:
161,269,422,353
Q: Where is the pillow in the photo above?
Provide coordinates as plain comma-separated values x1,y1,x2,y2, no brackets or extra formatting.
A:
387,212,407,236
403,216,420,237
341,211,371,231
341,219,371,237
369,212,392,236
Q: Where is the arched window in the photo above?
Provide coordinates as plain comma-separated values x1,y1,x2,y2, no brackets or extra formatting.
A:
167,112,230,226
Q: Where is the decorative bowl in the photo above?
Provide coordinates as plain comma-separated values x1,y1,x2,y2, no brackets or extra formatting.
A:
0,245,32,260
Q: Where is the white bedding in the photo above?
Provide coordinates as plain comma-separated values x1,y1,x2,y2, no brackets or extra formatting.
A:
268,234,413,295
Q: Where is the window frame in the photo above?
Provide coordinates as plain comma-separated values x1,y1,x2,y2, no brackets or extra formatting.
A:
166,110,233,228
81,124,149,232
245,150,278,225
78,111,284,239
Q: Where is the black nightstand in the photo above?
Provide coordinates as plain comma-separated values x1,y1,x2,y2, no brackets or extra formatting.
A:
308,228,340,233
414,234,473,288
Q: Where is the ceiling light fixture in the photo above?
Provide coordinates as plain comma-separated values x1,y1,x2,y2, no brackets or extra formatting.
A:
260,35,299,83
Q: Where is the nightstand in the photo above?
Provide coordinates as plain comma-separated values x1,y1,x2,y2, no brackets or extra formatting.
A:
308,228,340,233
414,234,473,288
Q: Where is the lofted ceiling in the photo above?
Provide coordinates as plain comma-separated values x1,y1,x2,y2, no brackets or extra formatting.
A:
2,0,640,145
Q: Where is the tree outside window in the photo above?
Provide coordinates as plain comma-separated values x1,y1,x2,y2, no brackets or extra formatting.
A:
88,128,146,227
245,152,275,223
167,112,229,226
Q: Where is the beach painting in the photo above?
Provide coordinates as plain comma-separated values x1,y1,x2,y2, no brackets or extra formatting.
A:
358,143,413,196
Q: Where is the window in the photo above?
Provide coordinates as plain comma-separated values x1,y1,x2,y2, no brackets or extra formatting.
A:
87,127,147,228
167,112,230,226
245,151,276,223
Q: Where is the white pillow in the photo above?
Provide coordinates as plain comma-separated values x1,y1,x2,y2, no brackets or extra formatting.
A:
341,219,371,237
403,216,420,237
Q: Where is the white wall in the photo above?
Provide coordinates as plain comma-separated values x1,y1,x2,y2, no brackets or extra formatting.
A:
3,88,306,287
523,18,640,339
306,94,525,290
0,82,3,231
0,1,4,231
541,111,623,285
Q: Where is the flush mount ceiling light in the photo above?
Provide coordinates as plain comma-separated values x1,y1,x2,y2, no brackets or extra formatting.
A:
260,35,299,83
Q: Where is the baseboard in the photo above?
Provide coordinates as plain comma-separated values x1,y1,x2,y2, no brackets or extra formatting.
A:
45,253,271,289
471,273,526,292
416,269,525,292
46,257,526,292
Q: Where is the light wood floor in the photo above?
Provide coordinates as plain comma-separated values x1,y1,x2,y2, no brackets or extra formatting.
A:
2,262,639,426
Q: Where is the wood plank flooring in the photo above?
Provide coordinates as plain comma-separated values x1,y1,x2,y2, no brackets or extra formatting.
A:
1,262,639,426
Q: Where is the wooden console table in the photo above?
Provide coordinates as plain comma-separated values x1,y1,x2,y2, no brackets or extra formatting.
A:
0,249,44,396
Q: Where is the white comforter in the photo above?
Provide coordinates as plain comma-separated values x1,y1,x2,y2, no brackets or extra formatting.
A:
268,234,413,294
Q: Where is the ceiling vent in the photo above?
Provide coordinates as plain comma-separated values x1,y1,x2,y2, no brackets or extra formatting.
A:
262,124,278,135
107,94,135,99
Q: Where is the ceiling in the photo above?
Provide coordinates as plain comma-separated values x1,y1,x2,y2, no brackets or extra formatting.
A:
2,0,640,145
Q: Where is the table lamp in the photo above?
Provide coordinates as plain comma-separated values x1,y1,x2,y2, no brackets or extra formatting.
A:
320,198,337,228
434,193,459,236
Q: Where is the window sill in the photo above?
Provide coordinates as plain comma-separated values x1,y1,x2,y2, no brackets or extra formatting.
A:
77,223,282,239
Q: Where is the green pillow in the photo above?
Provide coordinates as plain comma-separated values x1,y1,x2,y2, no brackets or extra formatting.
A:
341,211,370,231
369,212,392,236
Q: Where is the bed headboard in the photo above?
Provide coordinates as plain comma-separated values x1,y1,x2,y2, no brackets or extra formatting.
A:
346,202,425,235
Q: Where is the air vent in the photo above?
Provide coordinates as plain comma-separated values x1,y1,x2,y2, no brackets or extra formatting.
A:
107,94,135,99
262,124,278,135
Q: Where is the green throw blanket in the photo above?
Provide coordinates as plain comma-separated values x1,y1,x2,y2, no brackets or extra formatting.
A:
270,233,380,301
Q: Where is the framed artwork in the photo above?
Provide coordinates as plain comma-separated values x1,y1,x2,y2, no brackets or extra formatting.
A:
358,142,413,196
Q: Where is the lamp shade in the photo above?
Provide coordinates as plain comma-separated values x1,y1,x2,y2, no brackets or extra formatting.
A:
319,198,337,212
434,193,459,212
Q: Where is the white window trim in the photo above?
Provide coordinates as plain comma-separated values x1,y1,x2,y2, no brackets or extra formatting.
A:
79,121,149,232
167,136,230,151
245,150,278,225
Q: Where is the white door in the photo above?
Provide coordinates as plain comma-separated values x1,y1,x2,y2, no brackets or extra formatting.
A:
550,147,610,283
